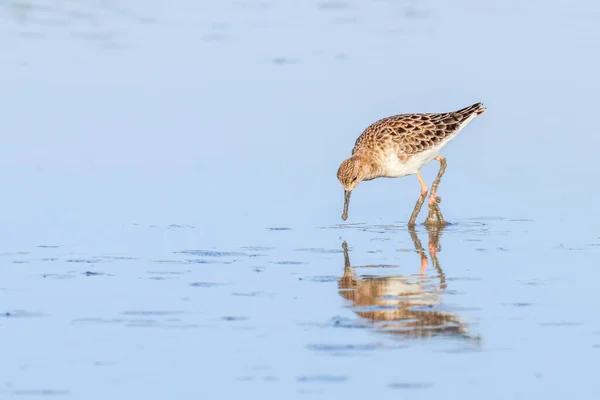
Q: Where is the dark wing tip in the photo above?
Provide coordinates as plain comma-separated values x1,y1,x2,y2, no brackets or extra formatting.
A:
457,102,486,117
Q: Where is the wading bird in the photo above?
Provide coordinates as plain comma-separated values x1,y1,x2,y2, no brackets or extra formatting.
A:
336,102,486,226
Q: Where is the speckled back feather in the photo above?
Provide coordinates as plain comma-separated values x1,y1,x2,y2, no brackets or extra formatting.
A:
352,102,486,156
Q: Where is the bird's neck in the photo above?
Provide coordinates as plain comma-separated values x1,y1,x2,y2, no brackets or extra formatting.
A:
352,153,383,181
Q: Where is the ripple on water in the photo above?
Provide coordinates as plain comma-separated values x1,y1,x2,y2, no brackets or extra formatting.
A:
148,270,188,275
175,250,248,257
297,375,347,383
121,311,186,316
306,343,399,357
147,224,194,230
154,259,231,265
222,316,248,321
300,276,339,283
307,343,380,352
447,276,482,282
329,223,407,234
354,263,402,269
12,389,70,396
502,302,535,308
93,361,116,367
297,317,371,330
317,222,366,230
96,256,137,260
72,318,124,325
3,310,46,318
328,316,370,329
0,252,30,257
518,279,547,286
272,58,297,65
296,248,343,254
82,271,113,277
166,224,195,229
388,382,434,390
73,311,199,329
42,273,74,279
232,291,263,297
189,282,228,288
147,270,189,280
539,321,584,327
273,261,307,265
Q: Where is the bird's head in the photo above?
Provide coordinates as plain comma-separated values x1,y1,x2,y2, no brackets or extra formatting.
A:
337,156,370,221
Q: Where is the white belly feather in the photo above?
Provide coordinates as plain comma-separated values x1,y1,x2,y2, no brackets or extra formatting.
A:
383,145,442,178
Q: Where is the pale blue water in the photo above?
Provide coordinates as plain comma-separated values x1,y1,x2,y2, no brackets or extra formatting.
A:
1,0,600,398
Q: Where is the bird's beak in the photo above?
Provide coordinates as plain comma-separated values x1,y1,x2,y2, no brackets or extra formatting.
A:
341,190,351,221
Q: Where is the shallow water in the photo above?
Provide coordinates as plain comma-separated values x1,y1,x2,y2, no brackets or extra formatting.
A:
2,0,600,398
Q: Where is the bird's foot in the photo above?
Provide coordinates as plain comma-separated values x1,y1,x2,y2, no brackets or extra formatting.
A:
424,201,447,228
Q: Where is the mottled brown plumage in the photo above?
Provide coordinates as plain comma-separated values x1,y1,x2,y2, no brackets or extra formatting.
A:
337,102,486,224
352,102,485,155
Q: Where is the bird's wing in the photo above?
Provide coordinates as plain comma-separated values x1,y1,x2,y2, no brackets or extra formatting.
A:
352,102,485,155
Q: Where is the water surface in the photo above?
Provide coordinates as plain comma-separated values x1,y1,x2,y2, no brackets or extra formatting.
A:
1,0,600,398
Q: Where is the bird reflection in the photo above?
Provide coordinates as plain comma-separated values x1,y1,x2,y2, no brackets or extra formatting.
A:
338,225,476,340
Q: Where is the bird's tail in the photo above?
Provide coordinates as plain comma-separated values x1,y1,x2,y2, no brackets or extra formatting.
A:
456,102,486,118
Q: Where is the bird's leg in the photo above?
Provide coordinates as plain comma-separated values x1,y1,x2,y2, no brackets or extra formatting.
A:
408,171,428,227
425,156,447,227
428,156,446,206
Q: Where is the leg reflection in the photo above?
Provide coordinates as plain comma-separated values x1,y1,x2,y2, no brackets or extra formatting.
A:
408,224,447,291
